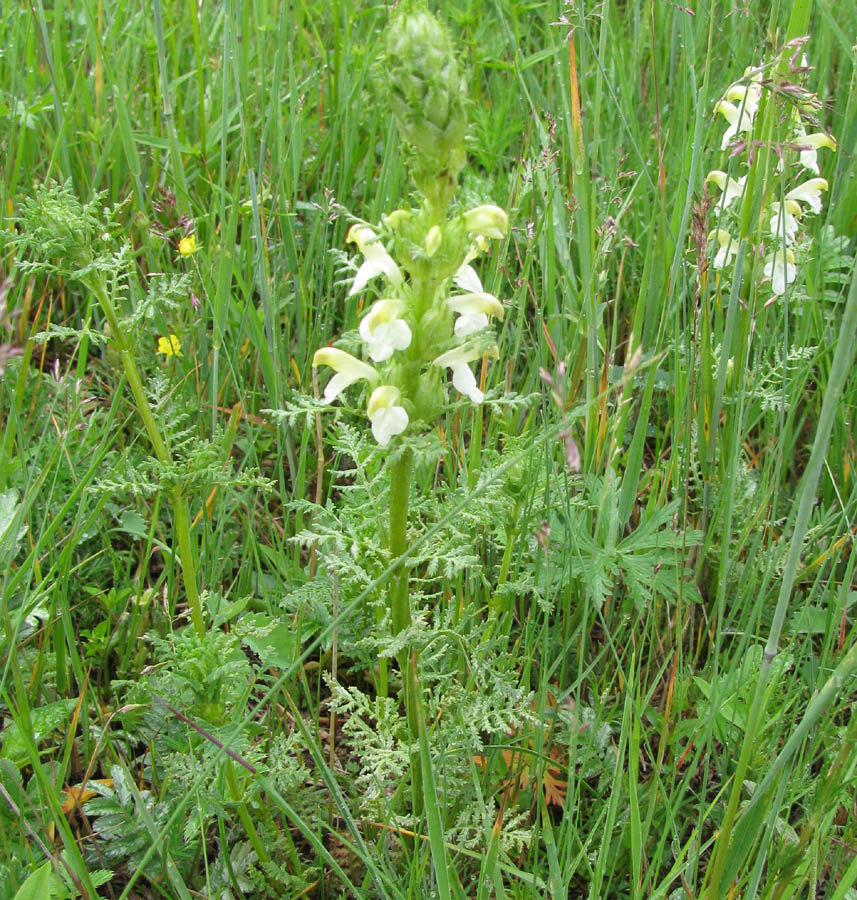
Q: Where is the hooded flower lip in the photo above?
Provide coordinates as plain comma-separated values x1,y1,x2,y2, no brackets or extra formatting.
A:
367,385,409,446
432,344,498,404
312,347,379,402
706,170,746,208
463,205,509,241
447,292,505,337
715,99,756,150
358,298,412,362
763,248,797,296
795,132,837,175
347,224,403,296
768,200,802,243
725,83,761,117
785,177,828,215
708,228,738,270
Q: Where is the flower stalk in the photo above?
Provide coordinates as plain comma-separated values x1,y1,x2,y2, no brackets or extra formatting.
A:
87,272,204,638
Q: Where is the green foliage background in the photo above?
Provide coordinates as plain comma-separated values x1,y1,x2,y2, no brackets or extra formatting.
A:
1,1,856,898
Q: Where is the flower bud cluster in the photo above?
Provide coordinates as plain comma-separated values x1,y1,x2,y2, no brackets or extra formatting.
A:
385,0,468,209
705,58,837,301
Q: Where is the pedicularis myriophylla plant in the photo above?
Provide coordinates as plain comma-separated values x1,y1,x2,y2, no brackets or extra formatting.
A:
704,40,836,304
313,15,506,667
312,0,509,819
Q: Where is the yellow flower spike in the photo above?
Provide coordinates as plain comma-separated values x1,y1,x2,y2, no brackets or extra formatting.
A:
157,334,182,356
178,234,199,257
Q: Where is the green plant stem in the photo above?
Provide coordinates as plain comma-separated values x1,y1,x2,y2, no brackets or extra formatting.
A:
388,448,424,822
389,449,412,639
87,274,204,638
225,759,272,867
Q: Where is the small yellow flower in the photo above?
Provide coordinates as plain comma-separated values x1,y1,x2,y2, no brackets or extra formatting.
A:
178,234,198,257
157,334,182,356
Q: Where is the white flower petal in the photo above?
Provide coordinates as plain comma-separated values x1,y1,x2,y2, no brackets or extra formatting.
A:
785,178,828,215
358,299,412,362
715,100,754,150
708,228,737,271
763,249,797,296
370,405,409,446
706,170,746,208
454,313,489,337
433,344,498,404
367,385,409,446
768,201,801,244
347,224,402,295
451,363,483,403
453,263,483,294
447,291,505,321
797,133,836,174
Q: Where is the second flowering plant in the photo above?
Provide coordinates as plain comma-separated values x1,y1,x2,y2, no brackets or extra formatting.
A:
704,42,837,303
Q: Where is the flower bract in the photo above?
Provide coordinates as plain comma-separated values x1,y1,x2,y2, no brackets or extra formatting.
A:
313,347,379,402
